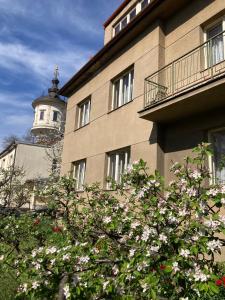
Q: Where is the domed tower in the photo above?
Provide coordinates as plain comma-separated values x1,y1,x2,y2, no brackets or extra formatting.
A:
31,67,67,140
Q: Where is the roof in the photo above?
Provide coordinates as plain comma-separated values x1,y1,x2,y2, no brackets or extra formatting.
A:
103,0,132,28
0,141,48,158
59,0,162,97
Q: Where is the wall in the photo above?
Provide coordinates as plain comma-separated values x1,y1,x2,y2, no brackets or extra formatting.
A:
0,148,16,169
15,144,51,180
62,0,225,186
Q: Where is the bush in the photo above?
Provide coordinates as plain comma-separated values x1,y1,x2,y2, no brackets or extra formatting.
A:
1,143,225,299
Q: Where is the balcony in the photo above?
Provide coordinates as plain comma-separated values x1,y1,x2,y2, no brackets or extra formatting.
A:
139,31,225,123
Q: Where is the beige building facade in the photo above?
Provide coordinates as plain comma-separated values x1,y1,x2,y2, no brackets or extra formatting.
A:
60,0,225,188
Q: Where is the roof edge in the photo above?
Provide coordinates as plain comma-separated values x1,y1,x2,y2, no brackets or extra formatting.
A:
103,0,132,28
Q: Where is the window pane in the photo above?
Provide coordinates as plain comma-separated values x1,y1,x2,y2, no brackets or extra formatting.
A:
73,160,86,190
121,17,128,29
53,111,58,122
122,73,129,104
211,130,225,183
40,110,45,120
113,80,120,109
141,0,149,10
130,70,134,100
107,149,130,186
114,23,120,35
207,23,224,65
79,100,90,127
130,8,136,21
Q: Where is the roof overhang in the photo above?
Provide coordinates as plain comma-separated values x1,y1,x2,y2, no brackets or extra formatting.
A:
59,0,191,97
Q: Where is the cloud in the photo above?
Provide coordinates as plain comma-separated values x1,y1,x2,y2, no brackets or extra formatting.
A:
0,41,92,86
0,92,32,108
4,114,33,126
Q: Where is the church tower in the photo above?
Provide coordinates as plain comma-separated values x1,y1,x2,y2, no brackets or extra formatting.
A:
31,67,67,140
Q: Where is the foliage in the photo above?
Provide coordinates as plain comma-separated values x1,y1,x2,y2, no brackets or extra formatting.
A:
0,166,31,208
1,144,225,299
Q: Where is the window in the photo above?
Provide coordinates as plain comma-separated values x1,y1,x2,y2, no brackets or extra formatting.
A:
107,148,130,188
141,0,149,10
112,69,134,110
39,110,45,121
129,8,136,21
210,129,225,184
77,99,91,128
113,0,150,36
72,160,86,191
53,111,59,122
205,21,225,67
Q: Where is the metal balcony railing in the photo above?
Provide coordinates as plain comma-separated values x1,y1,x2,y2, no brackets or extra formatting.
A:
144,31,225,108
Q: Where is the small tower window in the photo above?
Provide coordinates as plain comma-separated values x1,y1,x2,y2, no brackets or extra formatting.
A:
39,110,45,120
53,111,59,122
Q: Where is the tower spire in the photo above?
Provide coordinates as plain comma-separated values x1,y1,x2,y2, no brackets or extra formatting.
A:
48,65,59,97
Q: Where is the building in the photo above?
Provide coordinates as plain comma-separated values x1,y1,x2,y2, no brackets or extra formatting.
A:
60,0,225,190
0,69,67,208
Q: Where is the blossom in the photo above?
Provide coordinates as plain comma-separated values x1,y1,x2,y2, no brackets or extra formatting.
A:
129,249,136,257
207,188,219,196
216,279,223,286
63,254,71,261
159,233,168,243
32,281,40,290
207,240,222,252
63,284,71,299
103,281,109,290
150,245,160,253
131,220,140,229
79,256,90,264
204,219,220,229
34,263,41,270
180,249,190,258
103,216,112,224
190,170,201,180
0,255,4,261
21,283,28,292
112,265,119,275
46,246,57,254
172,262,180,273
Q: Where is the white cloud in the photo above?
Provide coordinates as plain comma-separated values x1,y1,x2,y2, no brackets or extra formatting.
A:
0,92,32,108
0,41,91,86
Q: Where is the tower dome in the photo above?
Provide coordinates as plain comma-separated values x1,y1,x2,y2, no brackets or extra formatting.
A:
31,67,67,139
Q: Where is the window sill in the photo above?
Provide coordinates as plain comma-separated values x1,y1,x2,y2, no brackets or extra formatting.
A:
74,122,90,132
108,99,133,115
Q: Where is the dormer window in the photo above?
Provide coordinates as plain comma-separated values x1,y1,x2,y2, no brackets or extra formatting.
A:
141,0,149,10
113,0,151,37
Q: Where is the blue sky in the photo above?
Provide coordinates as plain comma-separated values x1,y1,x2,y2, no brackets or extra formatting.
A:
0,0,123,150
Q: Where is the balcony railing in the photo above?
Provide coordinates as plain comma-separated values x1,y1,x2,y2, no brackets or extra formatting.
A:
144,31,225,108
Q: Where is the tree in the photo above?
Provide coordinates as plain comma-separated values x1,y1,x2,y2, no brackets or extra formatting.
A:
0,166,31,208
1,144,225,299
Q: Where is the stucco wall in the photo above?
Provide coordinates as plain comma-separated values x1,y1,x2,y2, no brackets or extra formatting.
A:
15,144,51,180
62,0,225,186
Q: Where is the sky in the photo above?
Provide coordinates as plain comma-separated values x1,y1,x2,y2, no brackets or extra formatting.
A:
0,0,123,150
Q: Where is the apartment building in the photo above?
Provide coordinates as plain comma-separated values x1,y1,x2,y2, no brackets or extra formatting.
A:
60,0,225,190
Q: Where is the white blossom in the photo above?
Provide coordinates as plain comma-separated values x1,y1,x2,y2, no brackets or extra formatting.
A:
207,240,222,252
159,234,168,243
0,255,4,261
180,249,190,258
112,265,119,275
79,256,90,264
32,281,40,290
46,246,57,254
129,249,136,257
131,220,140,229
172,262,180,273
103,281,109,290
62,254,71,261
63,284,71,299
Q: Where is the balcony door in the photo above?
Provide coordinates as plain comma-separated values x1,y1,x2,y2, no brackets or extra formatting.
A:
210,129,225,184
206,22,225,67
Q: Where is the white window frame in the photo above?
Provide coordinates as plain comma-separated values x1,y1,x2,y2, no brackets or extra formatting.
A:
106,147,130,189
111,68,134,110
77,98,91,128
113,0,151,37
208,128,225,184
72,159,86,191
203,18,225,68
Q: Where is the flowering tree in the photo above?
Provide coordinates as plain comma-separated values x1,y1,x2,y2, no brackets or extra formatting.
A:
1,143,225,299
